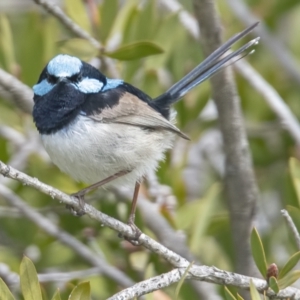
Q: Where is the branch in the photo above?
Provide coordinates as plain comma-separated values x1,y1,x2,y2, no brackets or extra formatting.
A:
1,161,300,298
225,0,300,85
0,183,134,287
117,178,223,300
0,68,33,114
0,160,189,267
159,1,300,147
281,209,300,250
109,265,300,300
234,60,300,145
192,0,259,282
158,0,199,40
0,263,103,285
33,0,103,51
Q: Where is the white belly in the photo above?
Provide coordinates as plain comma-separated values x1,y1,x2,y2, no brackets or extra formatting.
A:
41,115,175,188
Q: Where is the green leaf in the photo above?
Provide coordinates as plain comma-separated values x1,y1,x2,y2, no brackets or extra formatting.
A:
0,278,15,300
190,184,221,253
69,282,91,300
175,261,194,299
106,0,138,42
104,41,164,60
64,0,92,33
279,251,300,279
251,228,267,277
0,14,16,73
51,289,62,300
42,17,60,62
59,38,98,61
269,276,280,293
278,270,300,289
20,256,43,300
236,294,244,300
224,286,237,300
249,280,262,300
99,0,118,42
286,206,300,235
289,157,300,207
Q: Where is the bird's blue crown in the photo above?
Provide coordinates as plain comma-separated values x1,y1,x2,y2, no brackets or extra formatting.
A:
33,54,123,96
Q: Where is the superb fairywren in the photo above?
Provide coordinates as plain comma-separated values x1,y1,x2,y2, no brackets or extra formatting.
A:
32,23,259,238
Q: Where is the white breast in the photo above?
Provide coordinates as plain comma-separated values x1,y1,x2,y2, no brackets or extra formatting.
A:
41,115,176,188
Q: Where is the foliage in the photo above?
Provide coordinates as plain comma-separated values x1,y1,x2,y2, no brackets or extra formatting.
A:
0,0,300,299
0,256,90,300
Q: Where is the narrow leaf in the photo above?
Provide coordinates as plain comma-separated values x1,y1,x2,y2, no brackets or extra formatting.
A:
249,280,262,300
0,278,15,300
175,262,194,299
251,228,267,277
224,286,237,300
278,270,300,289
69,282,90,300
20,256,43,300
286,206,300,234
289,157,300,207
104,41,164,61
190,184,221,253
65,0,91,33
107,0,138,41
279,251,300,279
59,38,98,61
269,276,280,293
51,289,62,300
0,15,16,73
236,294,244,300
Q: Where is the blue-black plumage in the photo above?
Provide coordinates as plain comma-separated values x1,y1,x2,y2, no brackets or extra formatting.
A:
32,23,259,238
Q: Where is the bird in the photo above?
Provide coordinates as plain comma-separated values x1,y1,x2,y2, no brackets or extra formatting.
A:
32,23,259,239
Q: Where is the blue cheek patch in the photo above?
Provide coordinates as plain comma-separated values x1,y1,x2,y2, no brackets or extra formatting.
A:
33,80,54,96
33,77,123,96
75,78,104,93
102,78,123,91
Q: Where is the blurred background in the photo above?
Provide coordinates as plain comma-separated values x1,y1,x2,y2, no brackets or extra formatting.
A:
1,0,300,299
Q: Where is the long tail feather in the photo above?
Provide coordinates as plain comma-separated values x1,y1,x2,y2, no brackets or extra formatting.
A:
154,22,259,107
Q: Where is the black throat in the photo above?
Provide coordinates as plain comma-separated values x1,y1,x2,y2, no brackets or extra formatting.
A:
33,82,86,134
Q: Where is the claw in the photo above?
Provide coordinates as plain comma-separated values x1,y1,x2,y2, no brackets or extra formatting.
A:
66,193,86,216
118,220,142,246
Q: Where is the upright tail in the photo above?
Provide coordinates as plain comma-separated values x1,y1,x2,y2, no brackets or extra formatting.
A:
154,22,259,109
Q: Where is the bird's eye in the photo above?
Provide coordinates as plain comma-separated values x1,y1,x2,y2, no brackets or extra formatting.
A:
68,73,82,83
46,73,58,84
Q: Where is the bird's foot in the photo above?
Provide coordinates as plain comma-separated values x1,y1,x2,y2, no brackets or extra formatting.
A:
119,220,142,246
67,192,86,216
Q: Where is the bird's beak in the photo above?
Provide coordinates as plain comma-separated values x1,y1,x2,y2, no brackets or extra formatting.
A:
58,77,69,83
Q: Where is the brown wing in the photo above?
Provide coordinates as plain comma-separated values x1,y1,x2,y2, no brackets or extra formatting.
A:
88,92,189,140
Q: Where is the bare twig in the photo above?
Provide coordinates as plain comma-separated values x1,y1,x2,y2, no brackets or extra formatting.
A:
109,265,300,300
33,0,103,51
0,183,134,287
158,0,199,39
159,0,300,147
117,180,223,300
192,0,259,283
0,160,189,267
1,161,300,298
0,264,103,285
0,68,33,114
0,125,26,147
281,209,300,250
226,0,300,85
234,60,300,145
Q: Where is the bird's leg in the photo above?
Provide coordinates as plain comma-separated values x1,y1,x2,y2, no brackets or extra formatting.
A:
128,181,141,233
68,169,131,216
119,181,142,244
